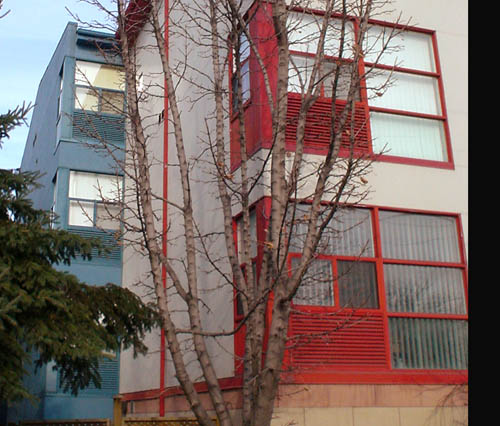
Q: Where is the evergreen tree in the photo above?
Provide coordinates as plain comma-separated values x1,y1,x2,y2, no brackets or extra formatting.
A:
0,106,159,402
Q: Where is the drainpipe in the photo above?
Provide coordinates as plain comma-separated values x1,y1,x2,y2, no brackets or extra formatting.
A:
159,0,169,417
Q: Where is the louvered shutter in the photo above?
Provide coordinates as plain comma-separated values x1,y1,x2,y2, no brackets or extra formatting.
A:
286,94,371,153
289,310,388,369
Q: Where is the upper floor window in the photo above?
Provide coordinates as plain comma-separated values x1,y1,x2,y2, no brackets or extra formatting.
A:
57,66,64,122
232,9,453,167
287,12,357,99
286,13,450,164
231,29,251,112
364,26,449,163
74,61,125,115
68,171,122,230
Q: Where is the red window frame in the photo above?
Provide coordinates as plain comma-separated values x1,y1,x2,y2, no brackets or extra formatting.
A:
228,4,455,170
233,199,468,384
363,21,454,169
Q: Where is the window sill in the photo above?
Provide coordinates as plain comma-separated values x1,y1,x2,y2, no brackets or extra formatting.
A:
285,369,468,385
375,153,455,170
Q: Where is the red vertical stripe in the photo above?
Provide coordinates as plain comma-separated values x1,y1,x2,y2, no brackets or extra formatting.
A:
159,0,169,417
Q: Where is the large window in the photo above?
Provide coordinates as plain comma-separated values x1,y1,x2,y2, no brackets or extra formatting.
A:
280,14,451,165
289,206,377,308
74,60,125,115
68,171,122,230
287,206,467,372
364,26,449,163
378,210,467,370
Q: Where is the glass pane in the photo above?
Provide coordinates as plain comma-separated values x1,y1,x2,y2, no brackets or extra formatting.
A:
389,318,468,369
241,61,251,103
288,12,322,54
367,70,441,115
288,55,315,93
324,18,355,58
292,257,334,306
101,90,124,114
95,203,121,230
288,206,373,257
289,59,357,97
337,261,379,308
378,211,461,262
75,60,125,91
323,208,374,257
364,26,435,72
239,31,250,62
236,262,256,316
69,171,122,201
370,112,447,161
74,87,99,112
288,12,354,57
384,264,466,314
69,171,97,199
68,200,94,227
321,62,358,100
232,61,250,109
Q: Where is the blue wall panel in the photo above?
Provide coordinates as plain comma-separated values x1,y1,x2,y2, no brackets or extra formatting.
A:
9,22,125,423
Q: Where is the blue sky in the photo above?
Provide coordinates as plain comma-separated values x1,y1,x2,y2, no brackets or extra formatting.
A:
0,0,114,169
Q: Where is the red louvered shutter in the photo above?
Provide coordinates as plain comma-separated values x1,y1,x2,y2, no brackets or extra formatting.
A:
286,94,371,153
289,310,388,370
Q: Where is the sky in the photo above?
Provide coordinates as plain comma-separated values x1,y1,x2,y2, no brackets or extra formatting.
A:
0,0,115,169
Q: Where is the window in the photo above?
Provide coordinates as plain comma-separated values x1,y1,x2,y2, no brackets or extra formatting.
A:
287,12,357,99
364,26,449,163
236,209,257,259
379,210,467,370
288,205,467,372
289,206,378,309
57,66,64,121
74,60,125,115
231,30,251,112
284,13,451,165
68,171,122,230
50,173,58,229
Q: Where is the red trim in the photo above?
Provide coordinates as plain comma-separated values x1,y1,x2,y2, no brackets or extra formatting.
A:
289,370,467,385
121,387,163,402
233,196,468,384
121,377,244,404
120,366,466,405
431,31,454,167
228,7,455,171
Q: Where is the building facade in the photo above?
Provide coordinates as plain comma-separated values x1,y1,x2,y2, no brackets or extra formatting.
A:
117,0,468,425
7,23,125,421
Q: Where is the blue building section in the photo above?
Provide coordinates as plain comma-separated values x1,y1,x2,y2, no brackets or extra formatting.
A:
5,23,125,422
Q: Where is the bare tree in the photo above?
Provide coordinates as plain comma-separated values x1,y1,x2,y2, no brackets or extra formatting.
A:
72,1,405,425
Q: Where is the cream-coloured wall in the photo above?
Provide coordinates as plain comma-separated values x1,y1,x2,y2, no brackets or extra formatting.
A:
270,406,468,426
264,0,469,256
368,0,468,256
164,0,236,385
121,0,239,394
119,4,166,394
121,0,467,398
